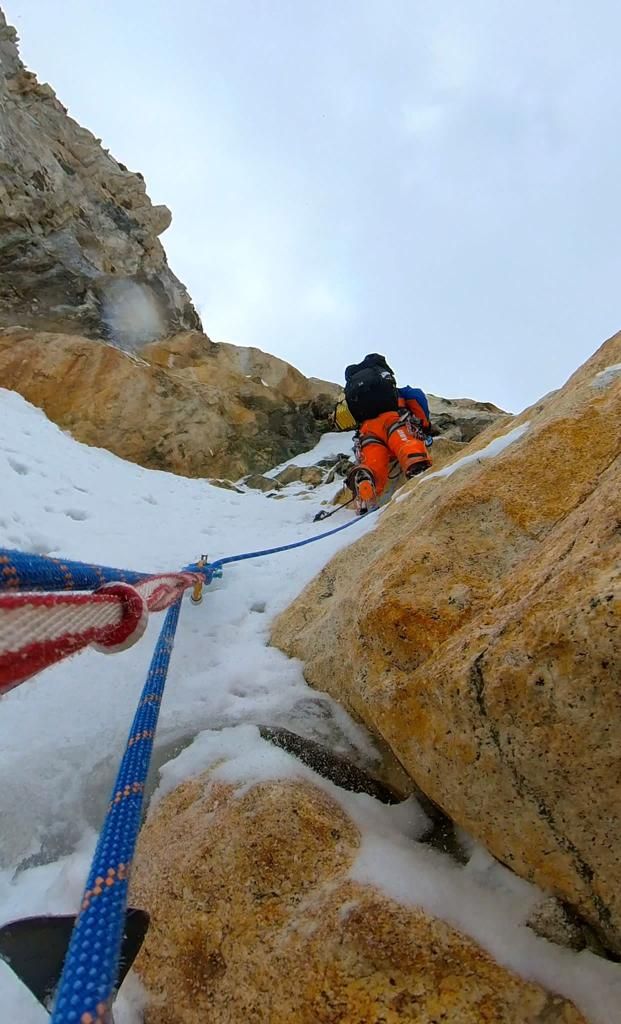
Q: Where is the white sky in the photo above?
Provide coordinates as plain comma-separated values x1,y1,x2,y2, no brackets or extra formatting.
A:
4,0,621,411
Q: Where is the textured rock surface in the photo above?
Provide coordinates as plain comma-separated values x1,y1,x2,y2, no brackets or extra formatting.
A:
143,331,340,405
132,773,583,1024
0,11,199,343
272,332,621,950
427,393,509,441
0,328,337,478
274,464,325,487
526,898,591,953
243,474,282,493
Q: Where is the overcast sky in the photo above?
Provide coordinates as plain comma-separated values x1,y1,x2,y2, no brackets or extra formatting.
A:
5,1,621,410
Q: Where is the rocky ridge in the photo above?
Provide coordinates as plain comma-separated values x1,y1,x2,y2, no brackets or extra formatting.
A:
426,393,508,442
0,328,340,478
0,325,506,480
0,10,199,344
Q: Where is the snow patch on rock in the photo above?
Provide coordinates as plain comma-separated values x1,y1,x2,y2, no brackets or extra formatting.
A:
592,363,621,389
395,422,530,502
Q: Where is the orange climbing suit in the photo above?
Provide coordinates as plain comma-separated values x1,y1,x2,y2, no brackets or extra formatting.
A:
356,396,432,501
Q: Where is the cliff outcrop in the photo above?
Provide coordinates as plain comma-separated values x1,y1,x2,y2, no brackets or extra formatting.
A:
0,325,507,479
0,328,339,478
0,11,199,345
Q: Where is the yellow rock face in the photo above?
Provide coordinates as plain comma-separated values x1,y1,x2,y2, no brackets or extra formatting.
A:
0,328,338,479
144,332,338,405
131,775,584,1023
272,331,621,950
0,324,507,485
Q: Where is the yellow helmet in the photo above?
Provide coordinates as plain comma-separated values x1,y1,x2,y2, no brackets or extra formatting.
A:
334,397,356,432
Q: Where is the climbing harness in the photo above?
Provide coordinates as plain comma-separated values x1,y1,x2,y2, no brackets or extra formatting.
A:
0,506,378,1021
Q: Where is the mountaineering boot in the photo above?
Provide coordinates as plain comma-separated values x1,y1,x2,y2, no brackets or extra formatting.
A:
384,412,432,480
356,477,376,508
352,468,378,514
405,454,432,479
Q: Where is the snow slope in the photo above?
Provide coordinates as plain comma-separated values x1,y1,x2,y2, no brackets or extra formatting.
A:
264,430,353,476
0,388,619,1022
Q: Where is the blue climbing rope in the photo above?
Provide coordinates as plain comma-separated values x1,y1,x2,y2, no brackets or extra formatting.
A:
50,600,182,1024
0,548,152,592
0,547,220,595
2,504,375,1017
190,506,378,573
0,510,370,595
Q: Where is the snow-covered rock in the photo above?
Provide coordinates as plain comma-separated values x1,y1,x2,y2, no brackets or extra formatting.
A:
132,759,585,1024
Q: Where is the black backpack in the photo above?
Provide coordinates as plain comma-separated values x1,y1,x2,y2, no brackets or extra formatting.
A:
344,354,399,423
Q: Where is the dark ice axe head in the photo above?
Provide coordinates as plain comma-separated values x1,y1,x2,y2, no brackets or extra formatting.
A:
313,496,356,521
0,907,149,1017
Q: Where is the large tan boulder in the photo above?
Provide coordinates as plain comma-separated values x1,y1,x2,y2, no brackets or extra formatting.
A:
272,332,621,950
131,772,584,1023
0,328,336,478
143,331,339,405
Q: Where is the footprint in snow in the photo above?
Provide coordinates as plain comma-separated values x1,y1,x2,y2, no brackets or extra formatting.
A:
230,685,270,698
26,535,58,555
64,509,90,522
7,457,29,476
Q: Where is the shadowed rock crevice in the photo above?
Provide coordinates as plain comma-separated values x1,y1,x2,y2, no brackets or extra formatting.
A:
258,725,402,804
259,727,468,863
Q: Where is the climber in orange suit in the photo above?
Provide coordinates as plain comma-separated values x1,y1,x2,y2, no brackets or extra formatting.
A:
343,354,433,512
